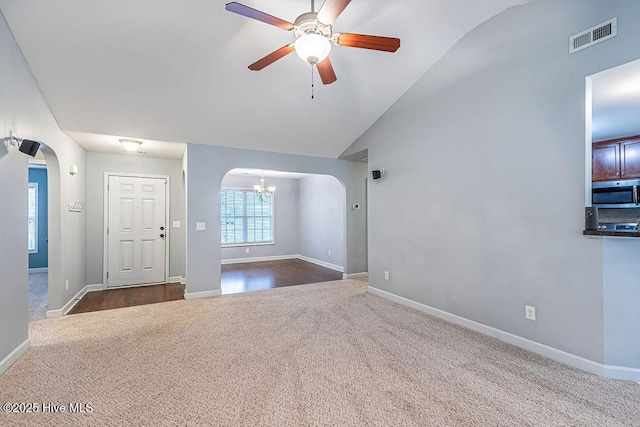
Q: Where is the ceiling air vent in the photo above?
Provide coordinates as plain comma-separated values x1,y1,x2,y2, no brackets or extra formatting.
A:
569,17,617,54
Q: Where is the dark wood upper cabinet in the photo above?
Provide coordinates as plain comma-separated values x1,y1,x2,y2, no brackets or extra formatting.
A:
621,138,640,178
592,141,620,181
593,135,640,181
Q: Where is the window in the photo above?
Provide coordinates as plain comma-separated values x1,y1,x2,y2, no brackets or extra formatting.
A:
221,189,273,246
28,182,38,253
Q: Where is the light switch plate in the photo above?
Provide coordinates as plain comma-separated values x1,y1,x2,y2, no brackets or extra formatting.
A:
196,222,206,231
173,221,181,228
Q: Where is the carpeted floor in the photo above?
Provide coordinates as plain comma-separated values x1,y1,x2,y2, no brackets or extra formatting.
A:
28,272,48,322
1,280,639,426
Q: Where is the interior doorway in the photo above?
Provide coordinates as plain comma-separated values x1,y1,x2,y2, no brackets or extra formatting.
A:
219,168,346,295
27,153,48,321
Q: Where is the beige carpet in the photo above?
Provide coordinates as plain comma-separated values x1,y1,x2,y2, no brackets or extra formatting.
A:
1,280,639,426
28,272,48,322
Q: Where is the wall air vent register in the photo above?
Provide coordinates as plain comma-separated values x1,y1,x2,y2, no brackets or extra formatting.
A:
569,17,617,54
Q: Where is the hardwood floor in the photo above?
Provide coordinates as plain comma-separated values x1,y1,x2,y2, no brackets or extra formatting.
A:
221,258,343,295
68,282,185,315
67,259,343,314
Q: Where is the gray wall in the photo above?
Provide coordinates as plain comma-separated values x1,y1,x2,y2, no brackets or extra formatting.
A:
603,239,640,370
220,175,299,260
86,152,185,284
298,175,345,269
0,11,87,365
341,0,640,364
0,129,28,368
185,144,367,294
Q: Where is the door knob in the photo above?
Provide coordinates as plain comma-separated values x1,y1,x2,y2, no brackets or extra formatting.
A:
160,234,165,238
160,226,165,231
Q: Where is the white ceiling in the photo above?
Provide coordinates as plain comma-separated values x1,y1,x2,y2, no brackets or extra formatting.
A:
592,58,640,142
0,0,531,158
226,168,311,179
64,131,186,159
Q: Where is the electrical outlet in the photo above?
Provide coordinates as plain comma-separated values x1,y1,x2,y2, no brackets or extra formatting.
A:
245,248,250,254
327,250,331,256
65,280,69,290
384,271,390,280
196,222,206,231
173,221,181,228
525,305,536,321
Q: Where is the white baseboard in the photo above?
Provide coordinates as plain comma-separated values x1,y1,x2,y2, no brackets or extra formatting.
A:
221,255,297,265
169,276,183,283
28,267,48,273
367,286,640,382
220,254,344,273
0,339,30,376
184,289,222,300
46,284,103,318
343,272,368,280
180,277,186,285
297,255,344,273
604,365,640,382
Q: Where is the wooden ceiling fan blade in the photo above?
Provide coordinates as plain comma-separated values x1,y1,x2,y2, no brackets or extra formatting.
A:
225,2,294,30
316,57,337,85
316,0,351,25
248,45,295,71
336,33,401,52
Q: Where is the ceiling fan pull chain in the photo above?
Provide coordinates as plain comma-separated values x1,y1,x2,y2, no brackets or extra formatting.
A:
311,65,315,99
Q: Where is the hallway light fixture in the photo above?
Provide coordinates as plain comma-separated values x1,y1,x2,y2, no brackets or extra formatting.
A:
253,171,276,203
119,138,142,151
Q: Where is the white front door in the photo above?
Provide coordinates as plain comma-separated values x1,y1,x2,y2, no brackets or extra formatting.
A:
107,175,167,287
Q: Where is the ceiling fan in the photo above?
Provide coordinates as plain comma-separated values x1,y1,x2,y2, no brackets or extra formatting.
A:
225,0,401,85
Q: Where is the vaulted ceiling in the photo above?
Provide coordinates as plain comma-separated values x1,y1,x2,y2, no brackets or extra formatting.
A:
0,0,531,158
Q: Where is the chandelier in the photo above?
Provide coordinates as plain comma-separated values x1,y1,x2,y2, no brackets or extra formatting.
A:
253,171,276,203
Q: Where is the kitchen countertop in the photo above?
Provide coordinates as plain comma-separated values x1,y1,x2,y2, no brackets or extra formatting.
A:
583,230,640,237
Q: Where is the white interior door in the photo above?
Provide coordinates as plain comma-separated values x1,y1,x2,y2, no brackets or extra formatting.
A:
107,176,167,287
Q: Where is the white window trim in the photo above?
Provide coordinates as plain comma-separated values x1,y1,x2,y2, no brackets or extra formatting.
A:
28,182,38,254
221,187,275,248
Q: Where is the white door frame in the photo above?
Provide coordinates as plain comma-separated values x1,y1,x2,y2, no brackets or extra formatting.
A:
103,172,171,288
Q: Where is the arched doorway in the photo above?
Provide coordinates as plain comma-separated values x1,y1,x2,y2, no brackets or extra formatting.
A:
27,151,48,321
38,144,62,319
219,168,346,295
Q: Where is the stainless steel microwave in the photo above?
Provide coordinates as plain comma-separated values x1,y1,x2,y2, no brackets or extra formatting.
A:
592,178,640,208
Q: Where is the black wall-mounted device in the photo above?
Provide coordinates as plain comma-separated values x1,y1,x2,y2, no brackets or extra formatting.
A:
18,139,40,157
372,170,382,180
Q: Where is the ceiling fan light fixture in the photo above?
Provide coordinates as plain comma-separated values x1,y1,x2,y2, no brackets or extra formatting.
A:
119,138,142,151
294,33,331,65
